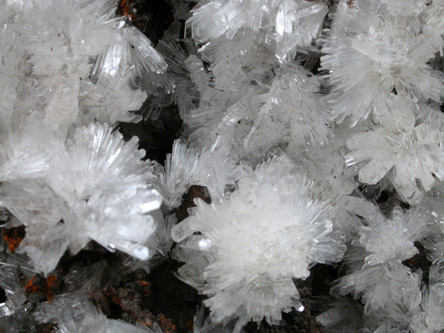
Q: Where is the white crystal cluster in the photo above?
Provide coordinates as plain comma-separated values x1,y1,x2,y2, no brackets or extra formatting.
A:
335,207,428,322
35,289,158,333
321,0,444,125
345,97,444,203
0,0,167,275
171,0,444,331
172,155,345,331
2,0,444,332
187,0,328,61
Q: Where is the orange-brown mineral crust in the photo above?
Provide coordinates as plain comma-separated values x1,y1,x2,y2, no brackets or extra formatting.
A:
157,313,176,333
25,273,63,301
25,275,45,295
117,0,149,31
2,226,25,253
118,0,137,20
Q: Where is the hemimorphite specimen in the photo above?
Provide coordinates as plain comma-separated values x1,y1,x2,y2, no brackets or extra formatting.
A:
172,155,345,331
